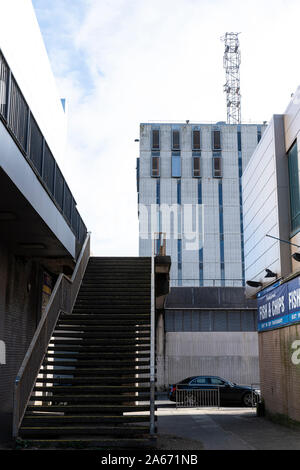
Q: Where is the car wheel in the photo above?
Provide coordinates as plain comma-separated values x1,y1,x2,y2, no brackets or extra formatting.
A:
242,392,254,407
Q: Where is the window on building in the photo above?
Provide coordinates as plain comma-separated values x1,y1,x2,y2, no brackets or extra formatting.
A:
213,154,222,178
172,130,180,150
288,140,300,234
193,156,201,177
172,154,181,177
152,129,160,150
192,129,201,150
213,130,221,150
151,156,160,177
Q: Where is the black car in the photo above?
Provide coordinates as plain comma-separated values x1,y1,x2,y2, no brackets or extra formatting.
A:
169,375,259,407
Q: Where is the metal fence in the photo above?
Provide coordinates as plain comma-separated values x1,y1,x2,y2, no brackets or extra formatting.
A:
0,49,87,249
176,388,220,408
251,383,261,408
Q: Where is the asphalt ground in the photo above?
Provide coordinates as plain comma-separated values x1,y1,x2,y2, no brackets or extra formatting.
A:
156,404,300,450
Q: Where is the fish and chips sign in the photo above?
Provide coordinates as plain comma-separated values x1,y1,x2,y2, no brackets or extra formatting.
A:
257,276,300,332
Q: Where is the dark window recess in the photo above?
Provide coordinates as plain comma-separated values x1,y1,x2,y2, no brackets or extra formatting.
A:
213,130,221,150
43,144,55,195
152,129,160,150
55,166,64,210
193,130,201,150
71,207,80,238
237,131,242,151
193,156,201,177
257,127,262,143
78,217,87,245
213,155,222,178
8,76,28,151
0,52,8,118
172,130,180,150
151,156,160,177
288,141,300,233
29,115,43,175
64,184,73,223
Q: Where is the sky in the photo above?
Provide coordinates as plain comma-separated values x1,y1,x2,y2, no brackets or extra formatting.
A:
31,0,300,257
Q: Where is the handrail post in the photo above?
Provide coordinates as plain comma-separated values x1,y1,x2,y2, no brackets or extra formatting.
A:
149,235,156,436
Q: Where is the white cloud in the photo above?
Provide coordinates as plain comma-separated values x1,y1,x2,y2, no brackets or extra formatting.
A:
32,0,300,256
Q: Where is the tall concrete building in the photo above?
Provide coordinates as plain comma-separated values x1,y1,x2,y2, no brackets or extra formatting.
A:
137,121,266,287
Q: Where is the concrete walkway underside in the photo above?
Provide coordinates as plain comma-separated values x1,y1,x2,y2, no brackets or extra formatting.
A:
156,407,300,450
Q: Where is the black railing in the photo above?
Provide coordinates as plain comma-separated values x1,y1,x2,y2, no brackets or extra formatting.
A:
0,49,87,250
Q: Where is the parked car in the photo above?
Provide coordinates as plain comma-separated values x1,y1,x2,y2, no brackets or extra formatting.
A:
169,375,260,407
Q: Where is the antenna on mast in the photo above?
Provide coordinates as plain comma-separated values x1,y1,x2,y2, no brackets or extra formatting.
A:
221,32,241,124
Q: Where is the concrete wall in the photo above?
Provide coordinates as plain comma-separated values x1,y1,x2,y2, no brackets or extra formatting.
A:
0,241,43,442
259,325,300,424
158,332,259,388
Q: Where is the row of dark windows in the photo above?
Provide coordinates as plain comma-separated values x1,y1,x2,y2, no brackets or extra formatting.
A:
151,128,221,151
151,153,222,178
0,50,87,246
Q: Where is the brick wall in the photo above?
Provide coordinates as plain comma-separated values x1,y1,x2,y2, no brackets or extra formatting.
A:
0,242,43,442
259,324,300,424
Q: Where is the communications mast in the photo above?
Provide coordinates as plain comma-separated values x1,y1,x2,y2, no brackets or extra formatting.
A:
221,32,241,124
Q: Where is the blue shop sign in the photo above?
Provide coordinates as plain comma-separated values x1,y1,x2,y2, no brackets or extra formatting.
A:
257,276,300,331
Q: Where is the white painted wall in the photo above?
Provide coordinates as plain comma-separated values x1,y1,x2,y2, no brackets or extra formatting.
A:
0,0,67,165
242,119,281,296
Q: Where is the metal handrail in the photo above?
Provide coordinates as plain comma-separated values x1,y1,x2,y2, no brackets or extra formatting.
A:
12,233,91,439
149,237,156,435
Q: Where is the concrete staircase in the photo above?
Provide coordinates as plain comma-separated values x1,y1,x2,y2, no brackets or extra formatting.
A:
17,257,155,448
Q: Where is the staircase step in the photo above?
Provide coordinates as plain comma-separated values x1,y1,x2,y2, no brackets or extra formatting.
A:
33,385,151,393
35,377,150,385
26,404,153,413
15,437,155,449
28,395,150,403
52,331,150,339
59,313,150,321
48,344,150,352
47,345,150,353
55,325,150,332
38,368,151,376
72,308,150,314
48,337,150,344
23,415,152,425
45,352,150,359
42,359,150,367
20,426,150,437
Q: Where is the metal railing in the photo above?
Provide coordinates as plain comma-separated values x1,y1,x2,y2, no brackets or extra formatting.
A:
0,49,87,249
176,388,220,408
12,233,91,439
149,238,156,435
251,383,261,408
